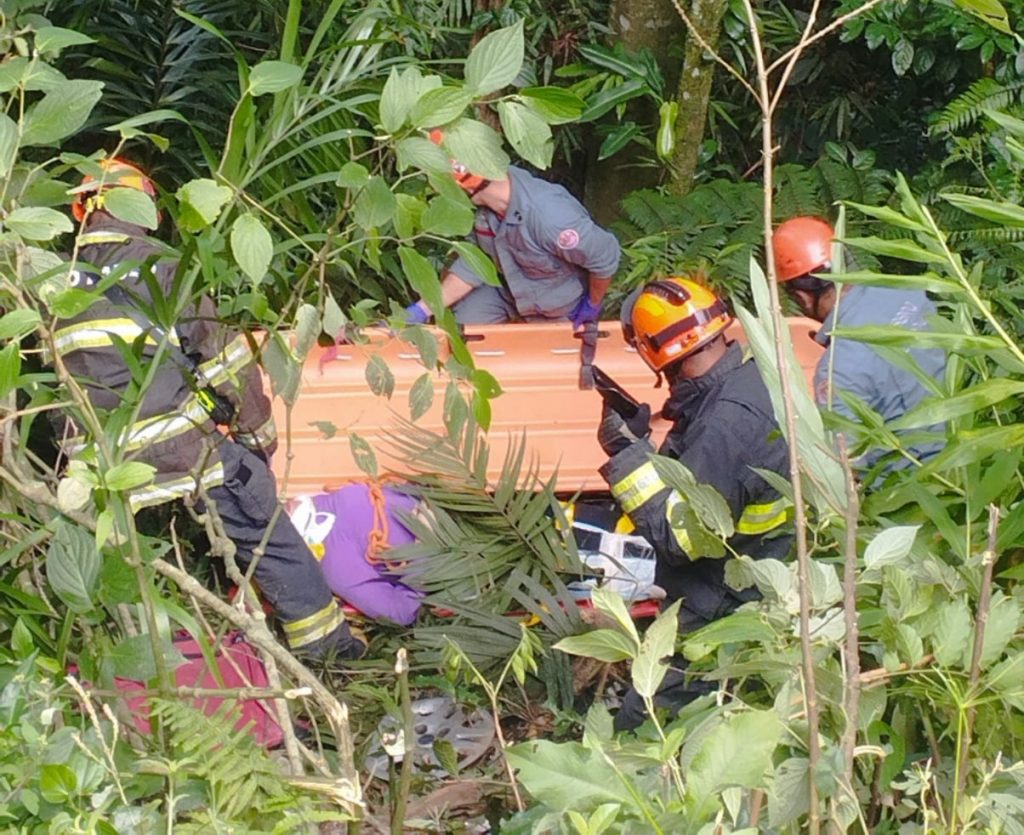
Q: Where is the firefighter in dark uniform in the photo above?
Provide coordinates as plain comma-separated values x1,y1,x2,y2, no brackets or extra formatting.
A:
405,131,621,327
58,158,364,661
597,277,792,731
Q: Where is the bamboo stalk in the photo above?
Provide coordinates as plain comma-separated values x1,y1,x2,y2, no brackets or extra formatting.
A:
838,436,861,811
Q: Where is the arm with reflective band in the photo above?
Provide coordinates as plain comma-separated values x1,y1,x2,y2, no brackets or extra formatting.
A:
282,600,347,650
127,459,226,513
736,499,790,535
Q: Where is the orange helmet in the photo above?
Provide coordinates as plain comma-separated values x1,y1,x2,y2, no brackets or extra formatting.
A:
630,277,732,372
427,129,489,194
772,216,834,282
70,158,158,222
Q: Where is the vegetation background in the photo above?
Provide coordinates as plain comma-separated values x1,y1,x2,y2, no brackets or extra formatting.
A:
2,0,1024,831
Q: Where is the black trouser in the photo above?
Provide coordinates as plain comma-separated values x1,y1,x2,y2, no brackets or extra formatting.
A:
206,441,363,661
613,595,742,732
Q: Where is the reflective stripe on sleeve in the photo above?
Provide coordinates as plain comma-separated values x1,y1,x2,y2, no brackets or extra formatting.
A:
609,460,666,514
128,460,226,512
197,335,255,386
283,602,346,649
53,318,170,354
65,393,212,455
736,498,790,535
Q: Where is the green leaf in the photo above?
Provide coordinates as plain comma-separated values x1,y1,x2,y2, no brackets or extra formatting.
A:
105,462,156,491
519,87,585,124
981,592,1019,667
682,610,777,661
349,431,378,478
633,600,680,698
923,423,1024,474
842,236,943,264
409,86,476,130
444,118,510,181
46,519,99,614
109,633,171,680
580,79,646,122
39,764,77,804
421,195,474,237
399,246,442,312
684,710,781,814
597,122,642,161
891,379,1024,430
433,738,459,776
941,192,1024,226
554,629,636,663
768,758,810,828
105,109,187,134
34,26,95,55
451,241,500,287
379,66,442,133
0,341,21,398
336,161,370,188
930,599,971,667
0,113,17,178
864,526,919,570
832,271,962,294
395,136,450,175
505,740,632,813
591,586,641,645
464,21,524,95
176,178,232,232
294,303,320,361
833,324,1004,352
498,100,553,169
366,355,395,398
248,60,303,96
952,0,1012,34
231,214,274,284
409,373,434,421
656,101,678,160
103,187,158,230
0,308,41,341
353,175,396,230
21,80,104,146
843,202,929,233
891,39,914,76
5,207,72,241
262,332,300,404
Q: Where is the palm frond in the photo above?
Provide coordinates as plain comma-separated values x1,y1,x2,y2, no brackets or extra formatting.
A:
932,77,1024,136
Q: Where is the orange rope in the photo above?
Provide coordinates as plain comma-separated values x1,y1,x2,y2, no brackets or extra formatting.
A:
326,475,404,567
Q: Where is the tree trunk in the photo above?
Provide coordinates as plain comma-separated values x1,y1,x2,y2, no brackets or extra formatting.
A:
584,0,684,226
665,0,729,196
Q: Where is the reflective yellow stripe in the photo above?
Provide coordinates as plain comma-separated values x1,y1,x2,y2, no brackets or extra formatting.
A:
77,231,131,245
128,460,225,512
664,492,694,553
197,335,254,386
736,499,789,535
283,602,346,648
65,393,212,455
610,461,666,513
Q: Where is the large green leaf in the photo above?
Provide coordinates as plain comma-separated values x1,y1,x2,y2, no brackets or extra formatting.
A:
929,599,971,667
684,709,781,816
464,21,524,96
248,60,303,96
842,236,943,264
506,740,632,813
176,179,232,232
34,26,95,55
399,246,442,312
498,100,553,169
421,195,474,237
0,113,16,178
833,324,1004,351
105,462,156,491
46,519,100,614
682,611,778,661
231,214,273,284
103,187,159,230
833,271,962,295
579,79,646,123
353,175,396,230
942,192,1024,226
923,423,1024,473
891,378,1024,429
445,118,509,180
953,0,1012,34
0,308,41,340
409,86,475,130
519,87,585,124
21,80,103,146
395,136,450,174
863,525,919,570
0,342,21,398
554,628,637,663
632,600,680,697
451,241,500,286
379,66,442,133
5,207,73,240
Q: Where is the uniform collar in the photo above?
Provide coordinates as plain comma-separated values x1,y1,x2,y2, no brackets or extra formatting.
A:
662,341,744,420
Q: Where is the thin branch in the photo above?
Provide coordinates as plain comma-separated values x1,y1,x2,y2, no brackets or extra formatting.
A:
953,504,1000,824
837,436,861,807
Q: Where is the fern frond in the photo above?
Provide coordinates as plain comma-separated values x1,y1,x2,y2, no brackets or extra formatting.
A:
932,78,1024,135
150,699,297,822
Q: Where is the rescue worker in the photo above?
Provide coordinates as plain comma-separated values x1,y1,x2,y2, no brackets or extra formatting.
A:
599,277,791,731
405,131,620,327
772,216,946,472
58,158,365,662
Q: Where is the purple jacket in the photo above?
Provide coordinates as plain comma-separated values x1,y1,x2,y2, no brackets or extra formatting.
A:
291,484,422,625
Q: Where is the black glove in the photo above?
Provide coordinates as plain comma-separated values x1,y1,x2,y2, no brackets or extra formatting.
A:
598,401,652,457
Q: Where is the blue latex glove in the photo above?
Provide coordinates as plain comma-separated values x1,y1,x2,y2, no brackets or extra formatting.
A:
570,296,602,329
405,302,430,325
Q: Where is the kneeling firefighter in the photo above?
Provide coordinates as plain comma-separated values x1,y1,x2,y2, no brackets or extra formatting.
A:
57,158,364,662
597,277,792,731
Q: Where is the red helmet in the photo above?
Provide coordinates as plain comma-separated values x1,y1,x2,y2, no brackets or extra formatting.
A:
630,277,732,372
427,129,489,194
70,158,158,222
772,216,834,282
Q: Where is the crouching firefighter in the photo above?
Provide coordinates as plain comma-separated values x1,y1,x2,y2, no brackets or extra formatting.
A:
56,158,364,662
598,277,792,731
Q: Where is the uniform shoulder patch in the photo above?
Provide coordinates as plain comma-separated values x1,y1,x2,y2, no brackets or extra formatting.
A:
557,228,580,250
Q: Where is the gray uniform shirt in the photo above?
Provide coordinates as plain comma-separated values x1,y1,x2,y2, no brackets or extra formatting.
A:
448,166,621,318
815,284,946,471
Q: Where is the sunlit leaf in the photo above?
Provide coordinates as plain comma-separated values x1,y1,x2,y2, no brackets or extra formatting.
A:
46,519,99,614
231,214,273,284
249,60,303,96
464,21,524,96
